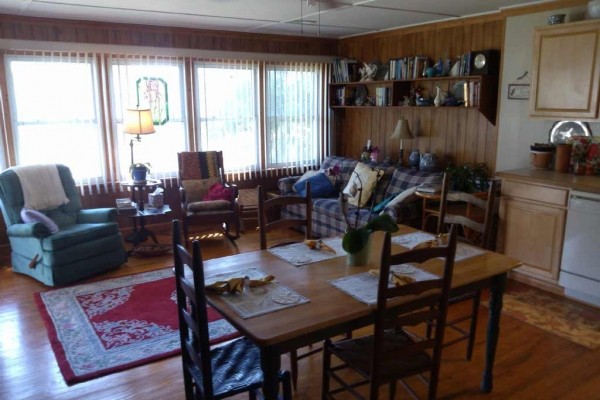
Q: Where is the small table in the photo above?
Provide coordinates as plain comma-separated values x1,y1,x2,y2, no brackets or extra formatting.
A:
120,180,171,254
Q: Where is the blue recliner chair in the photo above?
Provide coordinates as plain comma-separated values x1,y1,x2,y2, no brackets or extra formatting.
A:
0,164,128,286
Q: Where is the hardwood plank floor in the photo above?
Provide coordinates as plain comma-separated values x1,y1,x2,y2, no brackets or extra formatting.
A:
1,225,599,399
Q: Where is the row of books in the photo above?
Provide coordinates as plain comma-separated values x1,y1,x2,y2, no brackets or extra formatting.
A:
374,87,391,106
462,80,480,107
332,58,359,83
388,56,428,80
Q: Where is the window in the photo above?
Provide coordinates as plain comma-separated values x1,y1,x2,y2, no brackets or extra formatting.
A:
265,62,323,169
5,53,105,184
195,60,260,174
110,56,188,180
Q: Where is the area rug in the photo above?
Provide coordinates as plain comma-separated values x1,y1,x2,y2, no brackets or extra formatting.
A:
491,285,600,350
35,268,240,385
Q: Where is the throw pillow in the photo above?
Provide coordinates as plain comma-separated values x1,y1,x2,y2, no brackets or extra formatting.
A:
20,207,59,234
372,195,397,213
203,182,234,201
295,172,335,198
384,186,419,209
292,170,319,192
342,162,383,208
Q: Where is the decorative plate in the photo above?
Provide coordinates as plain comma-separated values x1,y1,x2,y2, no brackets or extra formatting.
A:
452,81,467,103
549,121,591,144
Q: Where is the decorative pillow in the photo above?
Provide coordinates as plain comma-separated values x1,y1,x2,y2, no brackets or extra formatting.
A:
292,170,319,192
203,182,234,201
20,207,59,234
372,195,397,213
383,186,419,210
342,162,383,208
295,172,335,198
182,178,221,203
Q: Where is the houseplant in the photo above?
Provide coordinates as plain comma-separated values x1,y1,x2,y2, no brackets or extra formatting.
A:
130,162,151,182
444,162,490,193
342,213,399,266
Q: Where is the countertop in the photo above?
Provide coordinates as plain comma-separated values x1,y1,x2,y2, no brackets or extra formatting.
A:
496,168,600,194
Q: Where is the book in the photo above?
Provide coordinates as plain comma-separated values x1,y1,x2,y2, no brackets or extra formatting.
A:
416,183,442,194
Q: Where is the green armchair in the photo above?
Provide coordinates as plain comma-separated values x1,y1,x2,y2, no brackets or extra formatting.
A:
0,164,127,286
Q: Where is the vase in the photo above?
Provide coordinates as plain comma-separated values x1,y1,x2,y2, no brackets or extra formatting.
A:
408,150,421,170
346,241,370,267
589,0,600,19
434,86,447,107
419,153,439,172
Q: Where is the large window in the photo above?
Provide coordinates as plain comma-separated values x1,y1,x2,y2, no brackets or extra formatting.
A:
5,53,105,184
110,56,188,180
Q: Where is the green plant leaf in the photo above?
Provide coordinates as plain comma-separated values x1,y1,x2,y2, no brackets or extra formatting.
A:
363,213,399,233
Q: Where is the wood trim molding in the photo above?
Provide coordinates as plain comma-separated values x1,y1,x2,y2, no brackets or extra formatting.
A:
0,13,338,56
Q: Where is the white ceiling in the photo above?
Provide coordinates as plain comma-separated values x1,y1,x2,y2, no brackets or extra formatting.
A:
0,0,548,39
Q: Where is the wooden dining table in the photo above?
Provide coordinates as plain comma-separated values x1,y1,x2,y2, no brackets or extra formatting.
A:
202,225,521,400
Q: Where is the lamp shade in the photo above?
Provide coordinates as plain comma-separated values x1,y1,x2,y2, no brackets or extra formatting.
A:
390,118,412,140
123,108,156,135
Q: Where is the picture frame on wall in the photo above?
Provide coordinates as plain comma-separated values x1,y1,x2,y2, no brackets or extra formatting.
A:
508,83,530,100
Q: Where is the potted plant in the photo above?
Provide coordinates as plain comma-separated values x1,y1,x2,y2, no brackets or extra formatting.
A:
342,213,399,266
444,162,490,193
130,162,151,182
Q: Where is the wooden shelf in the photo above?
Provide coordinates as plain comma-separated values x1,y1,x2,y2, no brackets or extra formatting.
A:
330,74,498,124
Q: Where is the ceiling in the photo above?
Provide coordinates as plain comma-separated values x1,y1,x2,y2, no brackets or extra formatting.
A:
0,0,548,39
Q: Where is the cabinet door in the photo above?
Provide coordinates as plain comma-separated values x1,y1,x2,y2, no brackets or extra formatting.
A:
530,20,600,119
499,197,566,283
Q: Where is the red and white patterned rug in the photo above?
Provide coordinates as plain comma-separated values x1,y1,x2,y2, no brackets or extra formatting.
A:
35,268,240,385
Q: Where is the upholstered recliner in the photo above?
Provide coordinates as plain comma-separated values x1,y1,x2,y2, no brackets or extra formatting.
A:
177,151,240,246
0,164,128,286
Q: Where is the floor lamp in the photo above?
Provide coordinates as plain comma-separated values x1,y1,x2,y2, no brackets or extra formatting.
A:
123,108,156,166
390,118,412,166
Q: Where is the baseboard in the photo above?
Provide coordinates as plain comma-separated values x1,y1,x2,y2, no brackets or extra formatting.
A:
508,270,565,296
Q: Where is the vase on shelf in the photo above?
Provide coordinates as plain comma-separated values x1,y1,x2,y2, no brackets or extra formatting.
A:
419,153,440,172
408,150,421,170
589,0,600,19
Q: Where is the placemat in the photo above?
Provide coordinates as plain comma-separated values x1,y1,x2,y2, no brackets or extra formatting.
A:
392,232,485,261
328,265,439,306
205,268,309,319
267,237,345,266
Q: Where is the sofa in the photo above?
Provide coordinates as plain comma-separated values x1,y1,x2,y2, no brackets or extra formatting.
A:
278,156,443,238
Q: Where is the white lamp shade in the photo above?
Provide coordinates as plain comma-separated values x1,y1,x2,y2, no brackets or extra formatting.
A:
390,118,412,140
123,108,156,135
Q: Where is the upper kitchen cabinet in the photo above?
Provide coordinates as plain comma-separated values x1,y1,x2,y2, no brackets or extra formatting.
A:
530,19,600,119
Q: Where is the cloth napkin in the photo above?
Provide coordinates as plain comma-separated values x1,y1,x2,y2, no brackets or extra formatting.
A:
304,239,336,254
411,233,449,250
205,275,275,294
368,269,416,286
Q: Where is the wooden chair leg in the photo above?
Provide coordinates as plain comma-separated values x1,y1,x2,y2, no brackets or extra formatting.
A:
290,350,299,390
466,291,482,361
281,370,293,400
389,381,397,400
321,339,332,400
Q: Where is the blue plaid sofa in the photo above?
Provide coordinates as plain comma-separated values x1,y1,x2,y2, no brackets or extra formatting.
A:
278,156,443,238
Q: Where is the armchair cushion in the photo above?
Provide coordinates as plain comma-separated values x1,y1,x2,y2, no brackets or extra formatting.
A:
20,208,59,234
41,223,121,252
203,182,234,201
182,178,221,203
77,208,118,223
188,199,232,212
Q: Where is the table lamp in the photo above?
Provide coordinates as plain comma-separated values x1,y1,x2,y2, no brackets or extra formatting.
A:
390,118,412,166
123,108,156,166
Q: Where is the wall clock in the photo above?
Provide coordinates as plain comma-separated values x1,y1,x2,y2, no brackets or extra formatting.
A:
471,49,499,76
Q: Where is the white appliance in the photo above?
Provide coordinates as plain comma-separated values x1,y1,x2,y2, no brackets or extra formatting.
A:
559,190,600,308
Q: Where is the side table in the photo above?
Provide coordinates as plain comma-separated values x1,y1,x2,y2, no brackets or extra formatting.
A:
120,180,171,254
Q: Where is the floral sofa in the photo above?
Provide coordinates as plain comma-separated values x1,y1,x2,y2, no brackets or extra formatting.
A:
277,156,443,238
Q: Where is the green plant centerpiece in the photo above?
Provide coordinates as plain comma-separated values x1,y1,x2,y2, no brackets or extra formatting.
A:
444,162,490,193
342,213,399,266
130,162,151,182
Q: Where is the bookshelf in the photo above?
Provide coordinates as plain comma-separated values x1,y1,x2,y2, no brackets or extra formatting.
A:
329,75,499,125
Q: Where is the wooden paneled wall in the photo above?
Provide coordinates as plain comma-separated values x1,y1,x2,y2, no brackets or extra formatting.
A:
335,16,505,171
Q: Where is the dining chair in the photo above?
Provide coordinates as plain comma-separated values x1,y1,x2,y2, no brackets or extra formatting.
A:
322,227,458,400
433,172,499,360
257,183,319,389
172,219,292,400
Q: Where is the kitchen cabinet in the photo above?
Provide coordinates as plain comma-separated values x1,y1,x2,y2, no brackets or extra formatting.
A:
497,178,568,292
530,19,600,119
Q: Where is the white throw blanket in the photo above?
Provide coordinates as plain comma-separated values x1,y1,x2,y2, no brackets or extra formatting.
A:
12,164,69,210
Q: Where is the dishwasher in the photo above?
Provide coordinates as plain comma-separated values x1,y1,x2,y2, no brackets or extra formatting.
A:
559,190,600,308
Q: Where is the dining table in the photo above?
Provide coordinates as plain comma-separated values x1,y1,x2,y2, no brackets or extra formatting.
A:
202,224,522,400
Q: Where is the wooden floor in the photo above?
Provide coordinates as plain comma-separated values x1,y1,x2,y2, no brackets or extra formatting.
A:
1,225,599,400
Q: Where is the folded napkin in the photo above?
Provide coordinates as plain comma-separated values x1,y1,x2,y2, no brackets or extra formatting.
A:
304,239,336,254
411,233,449,250
368,269,416,286
206,275,275,294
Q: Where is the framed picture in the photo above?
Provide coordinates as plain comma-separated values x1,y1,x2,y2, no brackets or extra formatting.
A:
508,83,530,100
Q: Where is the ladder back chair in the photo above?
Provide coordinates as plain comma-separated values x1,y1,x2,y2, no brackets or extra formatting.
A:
433,173,499,360
322,228,458,400
172,219,292,400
